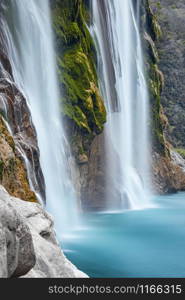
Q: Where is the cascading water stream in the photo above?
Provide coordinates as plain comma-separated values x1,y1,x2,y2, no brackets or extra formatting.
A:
2,0,78,235
92,0,151,210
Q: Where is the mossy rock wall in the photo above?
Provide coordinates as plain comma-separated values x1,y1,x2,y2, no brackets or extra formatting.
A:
149,0,185,156
141,0,166,155
51,0,106,161
0,116,37,202
141,0,185,193
0,5,43,203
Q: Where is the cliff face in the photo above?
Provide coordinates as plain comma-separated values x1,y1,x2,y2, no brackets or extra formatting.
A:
50,0,185,206
51,0,106,149
51,0,107,208
0,33,44,202
149,0,185,160
144,0,185,193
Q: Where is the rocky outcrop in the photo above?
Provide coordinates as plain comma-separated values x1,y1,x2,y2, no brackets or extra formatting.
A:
0,115,38,202
51,0,185,207
0,4,45,202
151,151,185,193
149,0,185,151
142,0,165,154
0,185,87,278
50,0,107,208
51,0,106,138
70,133,107,210
0,186,35,277
142,0,185,193
74,132,121,210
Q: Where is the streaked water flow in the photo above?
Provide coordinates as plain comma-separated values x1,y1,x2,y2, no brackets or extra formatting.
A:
3,0,78,235
92,0,151,209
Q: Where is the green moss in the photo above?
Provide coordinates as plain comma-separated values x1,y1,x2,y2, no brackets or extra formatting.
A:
63,103,90,132
156,2,162,9
8,157,15,174
143,1,165,155
58,49,94,102
53,20,81,46
149,64,163,98
90,88,106,132
0,116,37,202
146,46,165,153
146,0,162,41
51,0,106,135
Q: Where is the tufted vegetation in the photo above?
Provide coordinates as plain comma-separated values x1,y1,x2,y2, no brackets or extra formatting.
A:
51,0,106,135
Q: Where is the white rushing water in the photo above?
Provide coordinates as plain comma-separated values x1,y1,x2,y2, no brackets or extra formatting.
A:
3,0,78,234
92,0,151,209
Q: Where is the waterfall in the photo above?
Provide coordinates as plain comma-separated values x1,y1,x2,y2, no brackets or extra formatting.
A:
92,0,151,209
2,0,78,235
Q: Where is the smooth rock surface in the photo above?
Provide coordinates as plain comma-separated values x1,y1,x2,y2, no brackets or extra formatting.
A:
0,223,7,277
0,185,87,278
19,203,87,278
0,186,35,277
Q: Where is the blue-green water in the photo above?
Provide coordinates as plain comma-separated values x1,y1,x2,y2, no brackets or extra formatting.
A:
62,193,185,277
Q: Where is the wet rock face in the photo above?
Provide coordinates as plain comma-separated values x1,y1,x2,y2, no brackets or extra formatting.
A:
0,11,45,202
80,133,107,210
141,0,165,155
151,151,185,194
50,0,108,209
70,132,122,211
149,0,185,149
0,80,45,201
52,0,106,135
141,0,185,194
68,133,108,210
0,117,36,202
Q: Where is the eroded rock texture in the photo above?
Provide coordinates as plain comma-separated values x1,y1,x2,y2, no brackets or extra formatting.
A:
149,0,185,151
142,0,185,193
0,186,35,278
0,3,45,202
0,186,87,278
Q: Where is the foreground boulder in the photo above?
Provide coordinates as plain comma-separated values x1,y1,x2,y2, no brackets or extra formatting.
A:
0,185,87,278
0,187,35,277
